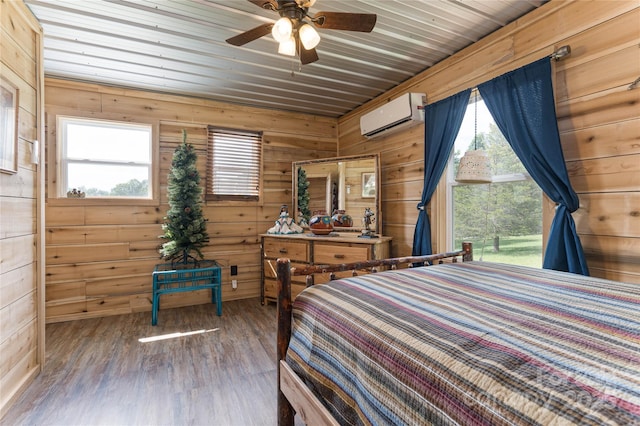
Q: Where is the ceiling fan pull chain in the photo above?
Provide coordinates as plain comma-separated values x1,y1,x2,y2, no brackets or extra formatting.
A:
290,57,299,77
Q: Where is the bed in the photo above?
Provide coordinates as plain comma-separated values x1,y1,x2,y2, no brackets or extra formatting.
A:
275,243,640,425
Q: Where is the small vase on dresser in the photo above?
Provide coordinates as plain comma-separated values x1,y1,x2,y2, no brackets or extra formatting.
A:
308,210,334,235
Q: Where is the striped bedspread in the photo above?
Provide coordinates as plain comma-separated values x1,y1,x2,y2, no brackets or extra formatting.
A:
286,261,640,425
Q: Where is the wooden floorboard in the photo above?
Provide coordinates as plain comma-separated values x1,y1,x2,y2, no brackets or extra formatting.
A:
2,298,294,426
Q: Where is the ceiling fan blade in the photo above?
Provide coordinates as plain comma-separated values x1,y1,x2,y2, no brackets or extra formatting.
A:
313,12,377,32
299,46,319,65
226,23,274,46
248,0,278,10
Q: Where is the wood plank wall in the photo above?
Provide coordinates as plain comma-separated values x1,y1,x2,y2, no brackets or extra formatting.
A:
43,80,337,323
337,0,640,284
0,0,44,417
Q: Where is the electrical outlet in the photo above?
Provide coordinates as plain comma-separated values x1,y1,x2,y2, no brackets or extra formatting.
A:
232,279,238,290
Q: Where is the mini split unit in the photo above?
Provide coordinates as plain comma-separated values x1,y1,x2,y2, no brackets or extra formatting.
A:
360,93,426,139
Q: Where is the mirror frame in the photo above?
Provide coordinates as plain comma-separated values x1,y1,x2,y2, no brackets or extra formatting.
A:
292,153,381,235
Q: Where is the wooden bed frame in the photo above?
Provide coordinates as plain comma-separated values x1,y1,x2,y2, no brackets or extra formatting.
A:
275,242,473,426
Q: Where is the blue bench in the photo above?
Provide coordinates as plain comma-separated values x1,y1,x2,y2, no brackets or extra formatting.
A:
152,260,222,325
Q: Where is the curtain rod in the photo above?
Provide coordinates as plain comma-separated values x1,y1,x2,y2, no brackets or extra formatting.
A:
550,45,571,61
447,45,573,105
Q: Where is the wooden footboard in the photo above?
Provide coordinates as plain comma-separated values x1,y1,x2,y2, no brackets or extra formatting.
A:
276,242,473,426
280,360,339,426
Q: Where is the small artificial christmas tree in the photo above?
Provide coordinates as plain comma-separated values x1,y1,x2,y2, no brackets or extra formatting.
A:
159,130,209,265
297,167,311,224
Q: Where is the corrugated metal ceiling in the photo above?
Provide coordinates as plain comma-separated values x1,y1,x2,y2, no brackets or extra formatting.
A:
25,0,546,117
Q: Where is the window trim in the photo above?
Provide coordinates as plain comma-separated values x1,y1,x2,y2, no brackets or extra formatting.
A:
50,115,159,206
205,126,263,204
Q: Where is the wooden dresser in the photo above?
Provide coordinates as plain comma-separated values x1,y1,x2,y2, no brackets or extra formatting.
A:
260,233,392,305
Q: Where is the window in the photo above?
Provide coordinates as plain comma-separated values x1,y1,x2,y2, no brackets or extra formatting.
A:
207,127,262,201
57,116,153,199
447,92,542,267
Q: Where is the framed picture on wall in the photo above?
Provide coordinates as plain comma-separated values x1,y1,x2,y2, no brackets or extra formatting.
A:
362,172,376,198
1,76,19,174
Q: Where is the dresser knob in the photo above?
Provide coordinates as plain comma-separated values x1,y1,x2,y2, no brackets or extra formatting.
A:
279,248,288,254
334,254,345,259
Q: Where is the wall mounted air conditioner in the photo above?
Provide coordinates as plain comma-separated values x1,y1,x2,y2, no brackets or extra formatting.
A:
360,93,426,139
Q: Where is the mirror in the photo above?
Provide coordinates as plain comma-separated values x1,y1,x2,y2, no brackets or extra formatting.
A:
293,154,381,235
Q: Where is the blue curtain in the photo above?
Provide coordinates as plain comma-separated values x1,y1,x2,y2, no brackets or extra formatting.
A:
412,89,471,256
478,58,589,275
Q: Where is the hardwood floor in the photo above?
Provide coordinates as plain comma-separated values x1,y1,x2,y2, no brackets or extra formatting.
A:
2,299,289,426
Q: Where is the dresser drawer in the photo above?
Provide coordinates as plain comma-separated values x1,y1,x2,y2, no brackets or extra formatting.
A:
263,259,308,284
261,233,391,305
264,279,307,302
263,239,309,262
313,243,370,264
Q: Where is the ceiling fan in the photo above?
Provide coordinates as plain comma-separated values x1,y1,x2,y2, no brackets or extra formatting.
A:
226,0,377,65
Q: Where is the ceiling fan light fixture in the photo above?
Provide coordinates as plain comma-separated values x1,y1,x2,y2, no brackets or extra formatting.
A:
272,17,293,42
229,1,378,65
299,23,320,50
278,36,296,56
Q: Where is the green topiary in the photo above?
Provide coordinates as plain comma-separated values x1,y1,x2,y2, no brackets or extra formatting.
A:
159,130,209,264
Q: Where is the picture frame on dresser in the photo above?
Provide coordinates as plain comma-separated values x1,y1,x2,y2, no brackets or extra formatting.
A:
0,76,19,174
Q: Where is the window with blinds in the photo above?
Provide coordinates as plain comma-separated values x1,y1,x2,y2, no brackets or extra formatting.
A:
206,127,262,201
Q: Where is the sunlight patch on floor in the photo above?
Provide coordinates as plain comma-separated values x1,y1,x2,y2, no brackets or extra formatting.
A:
138,328,219,343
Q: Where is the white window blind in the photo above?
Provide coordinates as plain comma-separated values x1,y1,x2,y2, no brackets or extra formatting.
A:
207,127,262,201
